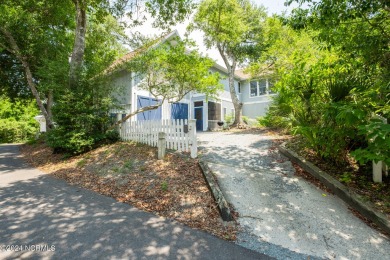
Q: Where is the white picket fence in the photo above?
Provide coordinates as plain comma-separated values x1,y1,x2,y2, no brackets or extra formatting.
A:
119,119,197,158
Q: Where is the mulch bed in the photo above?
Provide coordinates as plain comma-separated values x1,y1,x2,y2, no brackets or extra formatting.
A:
20,140,238,240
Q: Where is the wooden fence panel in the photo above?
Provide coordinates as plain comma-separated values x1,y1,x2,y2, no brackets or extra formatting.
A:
119,119,197,158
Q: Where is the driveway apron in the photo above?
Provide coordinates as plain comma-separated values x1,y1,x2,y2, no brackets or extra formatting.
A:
198,131,390,260
0,144,271,260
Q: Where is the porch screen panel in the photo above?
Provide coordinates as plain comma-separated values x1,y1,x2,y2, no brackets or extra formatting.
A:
208,101,221,121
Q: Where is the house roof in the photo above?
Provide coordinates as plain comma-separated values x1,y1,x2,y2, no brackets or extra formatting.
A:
103,30,179,75
234,69,251,80
234,65,275,81
105,30,270,82
211,63,248,81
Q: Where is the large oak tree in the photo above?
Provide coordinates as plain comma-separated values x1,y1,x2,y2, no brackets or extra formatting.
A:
190,0,267,126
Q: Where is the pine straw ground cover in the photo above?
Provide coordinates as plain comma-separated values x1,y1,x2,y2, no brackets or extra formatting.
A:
20,140,237,240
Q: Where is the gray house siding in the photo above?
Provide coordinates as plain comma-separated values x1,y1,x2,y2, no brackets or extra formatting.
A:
111,70,132,107
239,79,275,119
243,100,273,118
221,100,235,120
240,80,273,103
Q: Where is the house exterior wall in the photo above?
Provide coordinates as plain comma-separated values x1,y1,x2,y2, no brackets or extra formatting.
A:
210,68,240,101
111,61,274,128
240,80,274,103
111,70,133,112
239,80,275,119
221,99,235,120
242,99,273,118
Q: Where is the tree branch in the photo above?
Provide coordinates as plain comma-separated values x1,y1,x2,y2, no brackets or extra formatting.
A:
108,99,165,131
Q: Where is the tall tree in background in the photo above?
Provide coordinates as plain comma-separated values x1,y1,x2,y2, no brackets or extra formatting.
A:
191,0,266,126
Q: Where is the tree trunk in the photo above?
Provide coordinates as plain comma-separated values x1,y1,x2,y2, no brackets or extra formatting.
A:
69,0,87,89
46,89,54,129
218,47,243,126
227,65,243,126
0,27,54,129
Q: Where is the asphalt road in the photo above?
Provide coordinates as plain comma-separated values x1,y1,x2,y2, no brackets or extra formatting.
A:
0,144,272,260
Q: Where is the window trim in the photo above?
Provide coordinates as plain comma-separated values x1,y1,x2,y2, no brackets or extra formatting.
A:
250,81,258,97
249,79,274,98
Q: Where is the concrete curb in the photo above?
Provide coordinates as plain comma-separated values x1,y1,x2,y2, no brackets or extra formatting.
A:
279,142,390,235
199,160,234,222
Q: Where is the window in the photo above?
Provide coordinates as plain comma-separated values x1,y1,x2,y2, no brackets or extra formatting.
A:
250,81,257,97
223,108,227,119
259,80,267,95
238,82,241,93
194,101,203,107
249,79,276,97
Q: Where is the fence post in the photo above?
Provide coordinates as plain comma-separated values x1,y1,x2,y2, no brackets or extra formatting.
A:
158,132,166,159
189,119,197,158
372,115,387,183
373,161,383,183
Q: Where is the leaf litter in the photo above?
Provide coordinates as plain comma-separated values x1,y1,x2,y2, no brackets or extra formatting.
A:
20,140,238,240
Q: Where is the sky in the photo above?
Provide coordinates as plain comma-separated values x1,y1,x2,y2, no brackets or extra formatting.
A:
126,0,305,66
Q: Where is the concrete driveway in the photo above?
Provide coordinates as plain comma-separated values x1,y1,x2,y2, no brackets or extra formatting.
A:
198,130,390,260
0,144,271,260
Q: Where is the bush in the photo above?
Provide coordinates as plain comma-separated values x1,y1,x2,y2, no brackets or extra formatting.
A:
224,113,234,125
46,128,94,154
351,119,390,166
46,127,119,155
0,119,38,143
0,97,39,143
45,84,119,155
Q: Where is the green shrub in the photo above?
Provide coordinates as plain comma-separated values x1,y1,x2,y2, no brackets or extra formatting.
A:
224,113,234,125
46,128,94,154
242,116,249,124
0,96,39,143
44,81,120,155
0,119,38,143
351,119,390,166
46,127,119,155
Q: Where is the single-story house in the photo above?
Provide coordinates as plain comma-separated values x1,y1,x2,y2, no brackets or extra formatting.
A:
109,30,276,131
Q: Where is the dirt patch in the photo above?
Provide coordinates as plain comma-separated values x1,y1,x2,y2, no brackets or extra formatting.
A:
227,126,289,137
20,140,238,240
